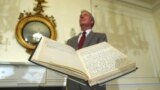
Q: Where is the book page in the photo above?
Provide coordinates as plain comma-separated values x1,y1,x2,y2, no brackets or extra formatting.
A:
77,42,132,79
32,37,87,76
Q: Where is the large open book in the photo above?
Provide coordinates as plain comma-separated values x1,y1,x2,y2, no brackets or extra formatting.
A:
29,36,137,86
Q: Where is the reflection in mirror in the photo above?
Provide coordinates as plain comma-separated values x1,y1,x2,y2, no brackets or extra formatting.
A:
22,21,50,45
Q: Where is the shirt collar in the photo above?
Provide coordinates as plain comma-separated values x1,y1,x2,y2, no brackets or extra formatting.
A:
80,29,92,36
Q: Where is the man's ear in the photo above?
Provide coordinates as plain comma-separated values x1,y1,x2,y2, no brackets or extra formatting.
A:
91,20,94,27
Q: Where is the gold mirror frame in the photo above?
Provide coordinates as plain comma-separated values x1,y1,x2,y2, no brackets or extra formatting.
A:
15,0,57,50
16,15,57,49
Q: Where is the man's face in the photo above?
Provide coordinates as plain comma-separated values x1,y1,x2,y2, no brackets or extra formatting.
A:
79,11,93,29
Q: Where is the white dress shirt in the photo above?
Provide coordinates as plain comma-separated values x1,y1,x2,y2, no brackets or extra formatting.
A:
78,29,92,43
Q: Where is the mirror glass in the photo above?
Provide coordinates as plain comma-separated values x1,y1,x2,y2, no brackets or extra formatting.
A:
22,21,50,45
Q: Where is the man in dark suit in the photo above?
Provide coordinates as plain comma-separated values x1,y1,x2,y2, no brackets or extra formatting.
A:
67,10,107,90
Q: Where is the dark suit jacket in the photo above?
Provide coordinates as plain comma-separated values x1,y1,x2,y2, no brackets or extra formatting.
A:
67,31,107,50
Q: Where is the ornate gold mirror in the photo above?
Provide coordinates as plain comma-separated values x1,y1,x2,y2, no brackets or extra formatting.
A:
16,0,57,50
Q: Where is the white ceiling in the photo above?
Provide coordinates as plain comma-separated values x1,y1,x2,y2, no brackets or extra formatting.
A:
117,0,160,9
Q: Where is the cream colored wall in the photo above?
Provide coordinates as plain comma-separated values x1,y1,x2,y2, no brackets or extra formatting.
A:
153,7,160,40
92,0,160,90
153,6,160,78
0,0,27,63
0,0,91,63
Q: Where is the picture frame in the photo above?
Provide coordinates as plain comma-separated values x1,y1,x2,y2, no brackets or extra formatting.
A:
16,15,57,50
15,0,57,50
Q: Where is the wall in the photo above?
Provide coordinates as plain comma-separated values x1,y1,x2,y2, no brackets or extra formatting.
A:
92,0,160,90
153,7,160,76
153,6,160,79
153,6,160,40
0,0,91,63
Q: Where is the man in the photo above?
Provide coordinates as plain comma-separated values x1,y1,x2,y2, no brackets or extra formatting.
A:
67,10,107,90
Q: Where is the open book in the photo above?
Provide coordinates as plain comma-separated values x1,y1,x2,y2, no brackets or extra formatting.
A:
29,36,137,86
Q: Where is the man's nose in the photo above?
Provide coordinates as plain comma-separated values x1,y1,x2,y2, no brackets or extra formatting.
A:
80,15,84,19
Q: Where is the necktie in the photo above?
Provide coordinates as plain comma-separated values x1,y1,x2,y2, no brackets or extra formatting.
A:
78,32,86,49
